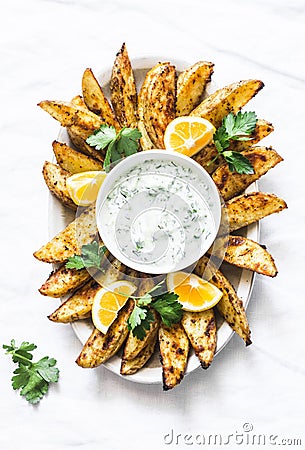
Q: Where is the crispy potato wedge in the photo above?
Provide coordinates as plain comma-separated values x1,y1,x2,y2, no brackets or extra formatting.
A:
76,300,134,368
71,95,88,109
52,141,104,174
224,236,278,277
39,265,92,298
82,68,120,130
48,259,123,322
138,62,176,148
193,119,274,174
195,256,251,345
227,192,287,232
67,126,104,162
190,79,264,128
33,205,97,263
42,161,76,210
159,323,190,390
110,43,137,128
212,146,283,201
122,276,160,360
120,328,158,375
176,61,214,116
137,118,154,150
181,309,216,369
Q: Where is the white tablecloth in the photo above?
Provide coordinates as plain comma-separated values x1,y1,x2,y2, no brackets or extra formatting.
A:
1,1,304,449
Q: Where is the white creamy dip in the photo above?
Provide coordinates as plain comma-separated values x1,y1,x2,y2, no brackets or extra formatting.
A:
97,155,218,274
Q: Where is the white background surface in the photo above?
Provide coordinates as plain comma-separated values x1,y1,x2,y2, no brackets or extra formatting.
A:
1,1,305,449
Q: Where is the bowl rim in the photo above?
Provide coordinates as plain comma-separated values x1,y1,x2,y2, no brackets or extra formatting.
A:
95,149,221,274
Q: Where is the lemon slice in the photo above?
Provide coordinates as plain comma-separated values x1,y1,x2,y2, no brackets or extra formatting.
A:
91,280,137,334
167,271,222,312
164,116,215,157
66,170,107,206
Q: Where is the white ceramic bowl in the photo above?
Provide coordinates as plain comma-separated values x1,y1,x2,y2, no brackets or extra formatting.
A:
96,150,221,274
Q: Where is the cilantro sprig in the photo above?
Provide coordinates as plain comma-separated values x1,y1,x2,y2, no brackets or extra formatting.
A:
212,111,257,174
66,241,107,270
126,281,183,340
86,125,142,172
3,340,59,404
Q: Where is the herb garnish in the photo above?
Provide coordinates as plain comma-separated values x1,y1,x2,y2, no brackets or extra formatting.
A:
3,340,59,404
212,111,257,174
126,281,183,340
86,124,142,172
66,241,106,270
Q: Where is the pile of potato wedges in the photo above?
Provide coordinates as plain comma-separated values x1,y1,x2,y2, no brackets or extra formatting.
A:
34,43,287,390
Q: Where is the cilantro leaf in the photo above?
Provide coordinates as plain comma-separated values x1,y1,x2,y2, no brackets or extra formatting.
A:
152,293,183,327
3,340,59,404
66,242,106,270
222,151,255,175
86,124,116,150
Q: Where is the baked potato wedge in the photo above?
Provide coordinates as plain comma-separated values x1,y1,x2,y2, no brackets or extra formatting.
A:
82,68,119,130
67,126,103,161
52,141,104,174
181,309,217,369
71,95,88,110
42,161,76,210
76,300,134,368
176,61,214,116
138,62,176,148
39,265,92,298
212,146,283,201
33,205,97,263
190,79,264,128
48,258,123,322
120,328,158,375
159,323,190,390
227,192,287,232
223,236,278,277
195,256,251,345
110,43,137,128
193,119,274,174
122,276,159,360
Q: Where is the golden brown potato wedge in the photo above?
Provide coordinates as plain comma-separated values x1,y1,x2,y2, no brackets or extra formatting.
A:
48,258,124,322
137,118,154,150
212,146,283,201
223,236,278,277
71,95,89,110
33,205,97,263
122,276,159,360
176,61,214,116
76,300,134,368
159,323,190,390
52,141,104,174
195,256,251,345
138,62,176,148
110,43,137,128
39,265,92,298
181,309,217,369
42,161,76,210
82,68,120,130
120,328,158,375
226,192,287,232
67,126,104,162
193,119,274,174
190,79,264,128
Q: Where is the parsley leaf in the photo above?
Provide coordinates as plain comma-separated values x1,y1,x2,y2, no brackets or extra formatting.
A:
212,111,257,174
86,125,142,173
66,242,106,270
152,293,183,327
86,124,116,150
127,306,155,340
3,340,59,404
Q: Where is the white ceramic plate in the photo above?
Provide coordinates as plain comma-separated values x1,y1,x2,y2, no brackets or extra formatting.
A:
49,57,259,384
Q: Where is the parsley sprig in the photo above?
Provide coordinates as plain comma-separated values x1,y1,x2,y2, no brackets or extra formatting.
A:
3,340,59,404
213,111,257,174
66,241,106,270
86,125,142,172
126,281,183,340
